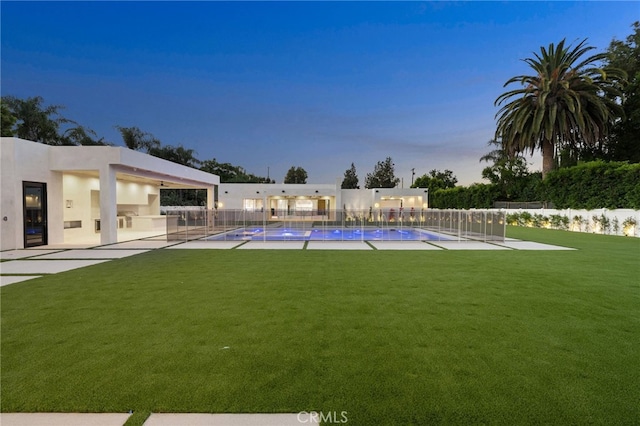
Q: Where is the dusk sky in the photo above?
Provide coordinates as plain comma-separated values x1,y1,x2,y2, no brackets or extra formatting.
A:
2,1,637,185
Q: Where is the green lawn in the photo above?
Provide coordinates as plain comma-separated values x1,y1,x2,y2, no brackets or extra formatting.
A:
1,227,639,425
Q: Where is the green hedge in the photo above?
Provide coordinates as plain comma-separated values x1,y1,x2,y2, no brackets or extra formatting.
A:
431,162,640,209
542,161,640,209
430,184,499,209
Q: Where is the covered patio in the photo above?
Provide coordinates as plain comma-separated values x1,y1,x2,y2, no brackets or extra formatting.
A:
0,138,219,250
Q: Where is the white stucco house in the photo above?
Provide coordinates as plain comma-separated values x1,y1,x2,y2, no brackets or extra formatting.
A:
1,137,432,250
216,182,428,220
0,137,219,250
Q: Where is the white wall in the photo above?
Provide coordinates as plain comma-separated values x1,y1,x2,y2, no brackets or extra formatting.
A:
218,183,338,210
502,208,640,237
218,183,428,213
1,137,217,249
341,188,427,212
0,140,18,250
116,181,160,208
62,174,163,241
1,138,64,250
62,173,100,242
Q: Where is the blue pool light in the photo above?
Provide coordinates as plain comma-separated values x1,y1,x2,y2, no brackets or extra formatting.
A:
207,227,448,242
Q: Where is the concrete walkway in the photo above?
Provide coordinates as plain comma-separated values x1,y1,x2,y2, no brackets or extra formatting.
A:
0,237,574,287
0,412,317,426
0,413,132,426
144,413,318,425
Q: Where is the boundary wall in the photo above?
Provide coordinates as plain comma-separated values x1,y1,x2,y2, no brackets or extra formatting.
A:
500,208,639,237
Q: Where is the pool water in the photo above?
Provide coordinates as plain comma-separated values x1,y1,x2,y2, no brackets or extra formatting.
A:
206,227,451,241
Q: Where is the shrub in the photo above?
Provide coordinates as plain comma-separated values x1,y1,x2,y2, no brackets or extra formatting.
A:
550,214,570,230
543,162,640,209
531,214,549,228
571,215,585,232
600,214,611,235
506,213,519,225
622,217,637,237
591,214,612,234
519,212,533,227
430,184,498,209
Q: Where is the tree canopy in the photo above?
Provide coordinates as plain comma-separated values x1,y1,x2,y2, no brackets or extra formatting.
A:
479,139,540,201
364,157,399,188
284,166,308,184
1,102,17,137
412,169,457,193
495,39,625,178
2,96,73,145
2,95,109,146
115,126,160,153
148,144,201,168
605,21,640,163
341,163,359,189
200,159,272,183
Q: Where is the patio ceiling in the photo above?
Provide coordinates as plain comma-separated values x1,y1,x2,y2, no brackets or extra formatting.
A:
64,169,212,189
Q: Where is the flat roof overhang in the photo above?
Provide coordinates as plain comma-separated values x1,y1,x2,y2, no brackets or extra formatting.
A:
49,145,219,189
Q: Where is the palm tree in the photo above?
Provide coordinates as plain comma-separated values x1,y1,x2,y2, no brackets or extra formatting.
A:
148,144,201,168
495,39,625,178
115,126,160,153
2,96,73,144
61,125,108,146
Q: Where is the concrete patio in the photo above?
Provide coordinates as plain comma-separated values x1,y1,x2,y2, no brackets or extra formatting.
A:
1,236,574,287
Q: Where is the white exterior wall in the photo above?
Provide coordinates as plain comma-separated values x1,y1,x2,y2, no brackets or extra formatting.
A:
341,188,428,210
219,183,339,211
501,208,640,237
217,183,428,214
61,174,162,242
1,139,19,250
62,173,100,242
1,137,219,250
0,139,64,250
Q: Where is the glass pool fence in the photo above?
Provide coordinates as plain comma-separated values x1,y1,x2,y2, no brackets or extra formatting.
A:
165,208,506,243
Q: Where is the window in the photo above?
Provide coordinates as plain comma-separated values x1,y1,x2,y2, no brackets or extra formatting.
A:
243,198,264,212
295,199,313,211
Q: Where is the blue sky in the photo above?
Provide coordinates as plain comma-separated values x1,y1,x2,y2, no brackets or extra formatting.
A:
2,1,637,185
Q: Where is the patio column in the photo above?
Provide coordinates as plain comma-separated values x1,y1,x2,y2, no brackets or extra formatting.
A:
99,165,118,245
206,185,215,210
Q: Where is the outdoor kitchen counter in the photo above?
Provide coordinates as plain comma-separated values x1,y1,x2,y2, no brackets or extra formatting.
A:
131,215,166,231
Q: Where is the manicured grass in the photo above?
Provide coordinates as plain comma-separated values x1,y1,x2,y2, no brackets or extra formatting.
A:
1,227,639,425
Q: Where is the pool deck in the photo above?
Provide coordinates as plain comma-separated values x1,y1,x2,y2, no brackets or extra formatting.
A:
1,237,574,287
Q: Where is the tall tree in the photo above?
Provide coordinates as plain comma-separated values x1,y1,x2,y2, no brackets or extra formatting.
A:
364,157,399,188
1,102,16,136
201,159,244,182
479,139,534,200
412,169,457,192
201,159,271,183
284,166,308,184
115,126,160,153
61,125,108,146
495,39,625,178
148,144,201,168
341,163,359,189
2,95,74,144
605,21,640,163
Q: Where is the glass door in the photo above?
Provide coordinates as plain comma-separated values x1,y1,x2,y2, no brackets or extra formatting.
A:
23,182,48,247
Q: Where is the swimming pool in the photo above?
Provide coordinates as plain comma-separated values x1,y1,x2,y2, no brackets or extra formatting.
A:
206,227,452,241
